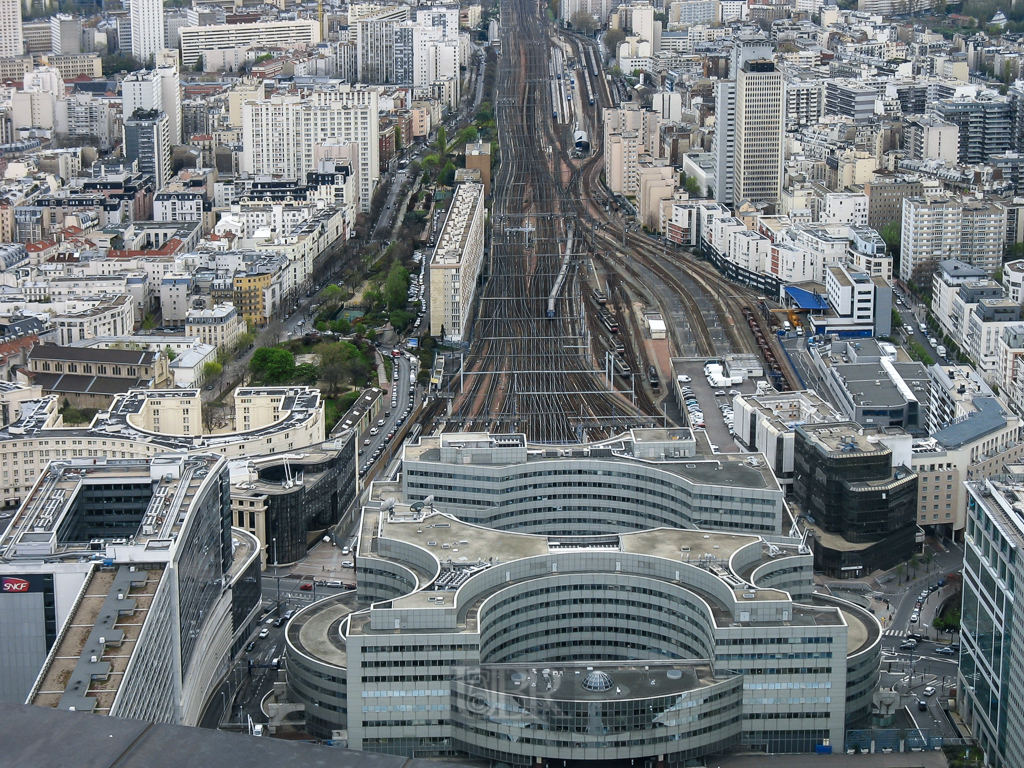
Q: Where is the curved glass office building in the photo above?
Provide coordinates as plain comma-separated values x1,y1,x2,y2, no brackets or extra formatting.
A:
285,432,881,764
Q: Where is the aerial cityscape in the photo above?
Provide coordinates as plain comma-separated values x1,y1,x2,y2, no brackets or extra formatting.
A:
0,0,1019,765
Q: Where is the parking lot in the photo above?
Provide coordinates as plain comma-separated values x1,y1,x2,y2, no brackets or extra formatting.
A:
670,358,764,453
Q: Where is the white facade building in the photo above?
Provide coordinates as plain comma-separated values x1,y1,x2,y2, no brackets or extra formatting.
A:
428,182,485,341
130,0,165,63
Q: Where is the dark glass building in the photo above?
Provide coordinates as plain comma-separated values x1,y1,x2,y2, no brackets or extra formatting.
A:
793,422,918,578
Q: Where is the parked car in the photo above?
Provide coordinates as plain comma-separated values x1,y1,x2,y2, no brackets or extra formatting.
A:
342,560,354,568
910,612,920,623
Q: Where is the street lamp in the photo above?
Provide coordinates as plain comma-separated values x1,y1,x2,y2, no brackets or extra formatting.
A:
272,537,280,613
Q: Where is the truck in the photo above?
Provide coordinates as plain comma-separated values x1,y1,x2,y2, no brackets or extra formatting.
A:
919,323,927,333
782,320,792,332
936,345,947,358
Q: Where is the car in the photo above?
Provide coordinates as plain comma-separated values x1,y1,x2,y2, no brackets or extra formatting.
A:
283,610,295,619
259,628,270,638
363,439,371,446
935,646,957,655
300,582,313,591
920,590,929,599
396,418,404,426
678,375,691,383
385,411,391,417
342,560,354,568
899,641,917,650
273,617,284,627
907,632,924,641
369,427,379,436
314,579,328,587
715,390,726,396
910,612,920,623
377,419,385,427
918,700,928,711
729,389,740,396
949,643,961,652
205,383,214,390
923,686,936,696
245,640,257,652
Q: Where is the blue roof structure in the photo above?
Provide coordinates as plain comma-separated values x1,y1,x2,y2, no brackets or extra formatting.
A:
784,286,829,311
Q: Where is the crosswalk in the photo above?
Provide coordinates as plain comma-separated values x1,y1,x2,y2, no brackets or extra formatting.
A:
883,629,905,637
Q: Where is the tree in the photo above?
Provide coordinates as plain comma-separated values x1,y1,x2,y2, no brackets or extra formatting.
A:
383,262,410,309
165,345,176,362
249,347,296,384
395,124,403,151
923,551,934,571
439,160,457,186
142,313,156,331
434,125,448,155
203,361,223,381
193,54,204,72
684,176,703,198
261,319,284,347
570,9,599,33
321,283,343,306
895,563,906,584
909,553,919,577
235,332,255,352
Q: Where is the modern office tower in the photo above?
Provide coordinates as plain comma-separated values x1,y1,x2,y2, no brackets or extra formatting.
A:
960,474,1024,768
123,109,172,190
793,422,918,578
0,0,22,57
712,80,737,203
241,85,379,212
933,94,1013,165
428,181,485,340
122,67,182,145
733,60,784,207
0,455,262,725
354,5,410,83
49,14,82,55
130,0,164,63
284,430,881,761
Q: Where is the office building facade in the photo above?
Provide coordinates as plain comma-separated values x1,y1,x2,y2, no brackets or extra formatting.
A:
130,0,164,63
733,60,784,206
123,109,172,191
284,433,881,763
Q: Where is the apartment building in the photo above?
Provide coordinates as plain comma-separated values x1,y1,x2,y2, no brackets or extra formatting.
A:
178,20,320,68
428,182,485,340
900,196,968,286
185,303,245,351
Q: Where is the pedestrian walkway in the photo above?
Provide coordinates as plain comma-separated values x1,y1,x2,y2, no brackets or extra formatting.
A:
883,628,905,637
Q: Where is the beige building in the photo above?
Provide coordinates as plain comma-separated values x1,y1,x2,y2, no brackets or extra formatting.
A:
429,181,485,340
186,303,245,350
0,384,325,505
52,294,135,345
733,60,784,206
464,142,491,197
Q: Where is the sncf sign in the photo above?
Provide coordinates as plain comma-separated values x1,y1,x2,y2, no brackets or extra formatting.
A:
1,578,30,592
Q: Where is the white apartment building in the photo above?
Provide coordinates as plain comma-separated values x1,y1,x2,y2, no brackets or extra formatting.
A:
55,93,114,150
122,67,182,144
355,6,410,83
965,298,1022,382
178,20,320,67
900,196,965,286
0,0,23,58
932,259,997,341
130,0,164,63
52,294,135,345
185,303,245,351
821,192,868,226
602,105,660,196
734,60,784,207
241,86,379,213
429,182,485,341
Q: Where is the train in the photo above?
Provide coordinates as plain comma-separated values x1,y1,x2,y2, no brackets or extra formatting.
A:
599,308,619,333
648,365,660,389
613,354,631,378
592,287,607,304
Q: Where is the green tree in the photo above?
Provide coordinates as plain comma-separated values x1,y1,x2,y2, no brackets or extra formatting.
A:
684,176,703,198
294,362,320,384
439,160,457,186
570,9,599,32
434,125,448,155
389,309,417,332
193,54,204,72
605,27,626,53
142,313,156,331
895,563,906,584
321,283,343,306
165,345,176,362
383,262,410,309
249,347,295,384
909,553,919,578
923,551,934,571
235,331,255,352
880,220,901,255
203,361,223,380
